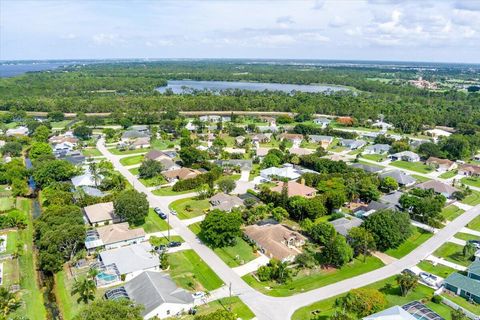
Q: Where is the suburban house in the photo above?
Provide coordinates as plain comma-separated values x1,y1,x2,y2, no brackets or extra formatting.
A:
214,159,252,172
99,242,160,281
159,157,180,172
459,164,480,177
105,271,194,319
97,222,146,250
162,168,201,182
49,135,79,146
313,117,331,128
257,125,279,133
255,147,270,160
224,147,246,155
252,133,271,144
289,147,314,156
243,223,306,262
379,170,416,187
279,133,303,144
330,216,363,236
145,150,172,162
364,302,444,320
416,180,459,198
425,128,452,141
308,135,334,149
71,171,103,188
389,151,421,162
130,137,151,149
363,144,391,155
56,151,86,166
371,120,393,130
53,141,76,154
83,202,117,226
339,139,366,150
209,193,244,212
350,162,383,173
121,130,149,142
6,126,28,136
270,181,317,198
260,163,302,181
363,306,416,320
444,261,480,304
199,115,230,122
425,157,457,172
235,136,245,145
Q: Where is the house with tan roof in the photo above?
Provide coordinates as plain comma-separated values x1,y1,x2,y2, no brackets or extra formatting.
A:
145,150,171,162
209,193,244,212
83,202,118,226
279,133,303,144
130,137,151,149
459,164,480,177
425,157,457,172
97,222,146,251
243,223,306,262
162,168,201,182
270,181,317,198
416,180,459,198
289,147,314,156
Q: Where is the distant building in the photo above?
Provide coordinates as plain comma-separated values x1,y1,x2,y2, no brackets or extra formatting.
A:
260,163,302,181
6,126,28,136
389,151,420,162
459,164,480,177
426,157,457,172
270,181,317,198
416,180,458,198
308,135,334,149
162,168,201,182
313,117,331,128
379,170,416,187
364,144,391,155
339,139,366,150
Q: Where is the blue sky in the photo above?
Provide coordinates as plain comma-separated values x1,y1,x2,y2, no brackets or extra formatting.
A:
1,0,479,62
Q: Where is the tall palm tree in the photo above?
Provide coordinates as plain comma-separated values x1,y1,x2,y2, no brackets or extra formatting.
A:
0,287,21,317
71,277,96,304
88,161,101,187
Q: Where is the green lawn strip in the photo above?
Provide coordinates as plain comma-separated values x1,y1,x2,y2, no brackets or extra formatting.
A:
213,237,257,268
129,167,139,175
243,256,384,297
4,121,18,129
191,297,255,320
0,197,14,211
5,231,18,254
16,198,47,320
390,160,433,174
454,232,478,242
170,197,210,220
188,222,202,235
168,250,223,292
441,291,480,315
138,208,170,233
461,190,480,206
433,242,472,267
467,215,480,231
153,187,194,196
2,258,19,287
151,139,177,150
439,170,458,179
82,148,102,157
107,147,151,155
50,120,71,129
119,154,144,166
417,260,457,278
291,276,450,320
361,154,385,162
357,160,385,168
149,235,184,246
442,206,465,221
461,177,480,188
385,228,433,259
411,174,432,183
139,175,167,187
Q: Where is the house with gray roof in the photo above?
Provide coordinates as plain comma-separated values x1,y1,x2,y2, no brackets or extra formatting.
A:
339,139,366,150
106,271,194,319
350,162,383,173
389,151,420,162
363,305,416,320
364,144,391,155
445,261,480,304
416,180,458,198
313,117,331,128
379,170,416,187
330,216,363,236
210,193,244,212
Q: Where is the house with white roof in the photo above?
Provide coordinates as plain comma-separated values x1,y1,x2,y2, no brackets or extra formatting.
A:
260,163,302,181
425,128,452,142
363,144,391,155
6,126,28,136
313,117,331,128
389,151,420,162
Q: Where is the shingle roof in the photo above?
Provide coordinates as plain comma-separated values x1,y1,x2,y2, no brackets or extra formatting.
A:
468,260,480,276
380,170,416,186
416,180,458,196
330,216,363,236
97,222,145,246
271,181,317,198
84,202,115,224
99,242,158,275
445,272,480,297
350,162,383,173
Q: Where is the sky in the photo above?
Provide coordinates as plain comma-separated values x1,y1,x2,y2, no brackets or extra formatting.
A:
1,0,479,63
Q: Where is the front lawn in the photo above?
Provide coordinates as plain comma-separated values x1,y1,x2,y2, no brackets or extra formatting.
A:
433,242,472,267
0,197,14,211
361,154,385,162
119,154,144,166
461,176,480,188
390,160,434,174
138,208,170,233
243,256,384,297
151,139,177,150
417,260,456,278
442,206,465,221
439,170,458,179
149,235,184,246
467,215,480,231
107,147,151,155
82,148,102,157
385,228,433,259
50,120,71,129
454,232,478,242
168,250,223,291
189,297,255,320
169,197,210,220
411,174,432,183
153,187,194,196
139,175,167,187
461,190,480,206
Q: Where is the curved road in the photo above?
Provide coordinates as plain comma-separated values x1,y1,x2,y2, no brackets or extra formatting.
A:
97,138,480,320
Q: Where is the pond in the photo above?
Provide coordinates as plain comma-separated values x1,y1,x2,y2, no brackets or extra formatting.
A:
156,80,349,94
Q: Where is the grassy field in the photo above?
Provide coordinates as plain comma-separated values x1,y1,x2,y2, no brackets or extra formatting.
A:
467,214,480,231
361,154,386,162
168,250,223,291
50,120,71,129
461,176,480,188
442,291,480,315
390,160,434,174
153,187,194,196
243,256,384,297
385,228,433,259
0,197,14,211
82,148,102,157
119,154,144,166
433,242,472,267
461,190,480,206
291,276,451,320
138,208,170,233
439,170,458,179
442,206,465,221
417,260,456,278
170,197,210,220
107,147,150,155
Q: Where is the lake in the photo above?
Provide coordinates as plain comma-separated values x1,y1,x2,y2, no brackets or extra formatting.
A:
0,62,69,78
156,80,348,94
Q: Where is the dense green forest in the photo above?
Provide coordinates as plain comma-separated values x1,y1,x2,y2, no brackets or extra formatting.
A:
0,61,479,133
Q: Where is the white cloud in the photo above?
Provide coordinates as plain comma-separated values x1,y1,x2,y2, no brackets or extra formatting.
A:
329,16,347,28
92,33,125,46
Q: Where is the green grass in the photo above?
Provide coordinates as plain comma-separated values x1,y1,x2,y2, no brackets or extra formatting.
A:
174,297,254,320
82,148,102,157
385,228,433,259
119,154,144,166
213,237,257,268
0,197,14,211
188,222,202,235
151,139,177,150
5,231,18,254
461,190,480,206
243,256,384,297
149,235,184,246
170,197,210,220
137,208,170,233
467,214,480,231
433,242,472,267
454,232,478,241
390,160,434,174
417,260,456,278
168,250,223,291
441,206,465,221
442,291,480,315
50,120,71,129
439,170,458,179
361,154,386,162
107,147,151,155
291,276,449,320
153,187,194,196
461,176,480,188
411,174,432,183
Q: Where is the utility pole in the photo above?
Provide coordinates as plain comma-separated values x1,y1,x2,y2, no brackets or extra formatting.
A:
229,282,232,311
167,209,170,241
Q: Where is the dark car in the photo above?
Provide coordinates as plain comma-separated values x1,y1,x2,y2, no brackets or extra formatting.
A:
402,269,416,277
167,241,182,248
154,245,166,252
154,207,167,219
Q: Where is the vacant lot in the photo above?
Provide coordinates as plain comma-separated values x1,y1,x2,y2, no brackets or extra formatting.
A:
417,260,456,278
461,190,480,206
82,148,102,157
170,197,210,220
390,160,433,174
385,228,433,259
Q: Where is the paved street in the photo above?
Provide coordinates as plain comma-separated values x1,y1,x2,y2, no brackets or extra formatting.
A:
97,138,480,320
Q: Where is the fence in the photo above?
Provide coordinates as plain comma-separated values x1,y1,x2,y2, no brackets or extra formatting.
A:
442,296,480,320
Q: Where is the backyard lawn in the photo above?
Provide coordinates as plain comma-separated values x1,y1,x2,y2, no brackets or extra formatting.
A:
291,276,451,320
82,148,102,157
442,291,480,315
138,208,170,233
461,176,480,188
441,206,465,221
119,154,144,166
433,242,472,267
439,170,458,179
385,228,433,259
170,197,210,220
417,260,456,278
0,197,14,211
454,232,479,242
107,147,151,155
153,187,194,196
243,256,384,297
168,250,223,291
461,190,480,206
50,120,71,129
390,160,434,174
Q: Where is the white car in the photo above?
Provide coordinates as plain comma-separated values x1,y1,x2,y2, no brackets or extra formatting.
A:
192,291,205,299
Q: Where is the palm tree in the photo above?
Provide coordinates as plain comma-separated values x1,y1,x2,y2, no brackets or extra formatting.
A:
88,161,101,187
71,277,96,304
0,287,21,317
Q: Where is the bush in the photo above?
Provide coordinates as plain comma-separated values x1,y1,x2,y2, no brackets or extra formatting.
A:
172,168,221,192
431,295,442,304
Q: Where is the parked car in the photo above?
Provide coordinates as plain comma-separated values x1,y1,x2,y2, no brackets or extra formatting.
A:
167,241,182,248
402,269,417,277
192,291,205,299
154,207,167,219
170,210,177,215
